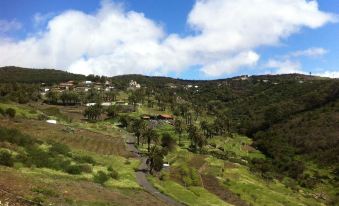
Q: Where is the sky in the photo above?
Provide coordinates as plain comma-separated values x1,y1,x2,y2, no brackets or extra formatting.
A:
0,0,338,79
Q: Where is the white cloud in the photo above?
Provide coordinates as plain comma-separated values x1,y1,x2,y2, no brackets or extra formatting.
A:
201,51,259,76
33,12,56,27
266,59,304,74
265,47,329,75
289,47,328,58
0,19,22,33
314,71,339,78
0,0,336,77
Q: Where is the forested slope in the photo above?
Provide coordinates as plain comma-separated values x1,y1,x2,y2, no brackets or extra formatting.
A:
0,66,86,84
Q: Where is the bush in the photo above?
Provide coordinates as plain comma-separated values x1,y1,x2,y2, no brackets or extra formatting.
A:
124,158,131,165
106,105,117,118
159,171,170,181
107,165,114,172
38,114,49,121
73,155,96,164
177,164,202,187
5,108,16,118
25,146,53,168
65,164,83,175
50,142,70,156
109,169,119,179
79,164,93,173
0,107,4,116
0,127,35,147
0,150,14,167
93,171,110,185
161,133,176,151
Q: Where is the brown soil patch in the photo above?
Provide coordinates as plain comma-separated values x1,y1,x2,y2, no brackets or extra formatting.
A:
224,162,239,169
202,175,249,206
189,155,206,170
0,170,36,206
242,145,256,152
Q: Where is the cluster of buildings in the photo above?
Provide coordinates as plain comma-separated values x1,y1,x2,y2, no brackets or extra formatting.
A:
41,80,144,96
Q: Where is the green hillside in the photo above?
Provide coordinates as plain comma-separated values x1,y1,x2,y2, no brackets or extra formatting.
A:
0,67,338,205
0,66,86,84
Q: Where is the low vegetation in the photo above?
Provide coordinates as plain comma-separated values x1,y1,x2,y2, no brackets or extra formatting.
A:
0,67,338,205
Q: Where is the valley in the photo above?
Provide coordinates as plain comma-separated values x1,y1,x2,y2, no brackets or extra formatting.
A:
0,67,338,206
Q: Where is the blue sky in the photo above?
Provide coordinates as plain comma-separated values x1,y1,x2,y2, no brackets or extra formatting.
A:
0,0,338,79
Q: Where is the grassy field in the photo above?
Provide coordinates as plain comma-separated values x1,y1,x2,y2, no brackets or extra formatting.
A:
149,177,231,206
1,101,336,206
0,166,164,206
0,102,43,119
0,118,129,157
0,103,171,205
222,166,324,206
126,104,333,206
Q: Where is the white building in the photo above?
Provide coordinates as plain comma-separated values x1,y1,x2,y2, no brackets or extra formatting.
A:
129,80,141,89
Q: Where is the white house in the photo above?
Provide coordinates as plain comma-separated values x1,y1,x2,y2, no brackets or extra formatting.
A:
129,80,141,89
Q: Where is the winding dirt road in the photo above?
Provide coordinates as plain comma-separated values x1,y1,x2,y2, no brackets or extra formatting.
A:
124,133,184,206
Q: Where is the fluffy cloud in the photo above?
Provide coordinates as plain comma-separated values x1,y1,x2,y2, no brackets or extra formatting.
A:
265,47,330,75
0,19,22,33
33,12,56,27
314,71,339,78
289,47,328,58
265,59,303,74
0,0,336,77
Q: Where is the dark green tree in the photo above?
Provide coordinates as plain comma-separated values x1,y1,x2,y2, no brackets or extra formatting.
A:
146,146,164,174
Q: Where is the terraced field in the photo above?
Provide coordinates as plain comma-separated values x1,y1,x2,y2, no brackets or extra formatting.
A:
0,118,129,157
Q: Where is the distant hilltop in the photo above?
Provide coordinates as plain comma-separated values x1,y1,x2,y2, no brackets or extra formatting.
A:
0,66,334,85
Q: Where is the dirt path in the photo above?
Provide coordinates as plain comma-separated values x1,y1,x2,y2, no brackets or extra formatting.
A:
124,133,184,206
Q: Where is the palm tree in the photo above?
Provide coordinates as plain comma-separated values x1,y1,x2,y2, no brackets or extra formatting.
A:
174,118,185,145
144,128,158,153
200,120,208,136
84,104,103,120
146,146,164,174
132,119,147,146
188,125,205,152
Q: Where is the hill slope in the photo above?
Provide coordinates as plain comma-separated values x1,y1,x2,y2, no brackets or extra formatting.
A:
0,66,86,84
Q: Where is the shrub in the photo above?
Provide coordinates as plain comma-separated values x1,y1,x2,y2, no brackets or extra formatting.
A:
38,114,49,121
124,158,131,165
109,169,119,179
107,165,114,172
106,105,117,118
65,164,82,175
26,146,53,168
183,176,193,187
0,150,14,167
73,155,96,164
79,164,93,173
0,107,4,116
190,169,202,186
58,160,71,171
0,127,35,147
5,108,16,118
177,164,202,187
161,133,176,151
50,142,70,156
159,171,170,181
93,171,110,185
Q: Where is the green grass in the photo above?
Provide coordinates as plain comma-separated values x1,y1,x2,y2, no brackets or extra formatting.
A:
0,102,42,119
223,166,322,206
72,150,140,189
149,177,231,206
208,134,265,159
